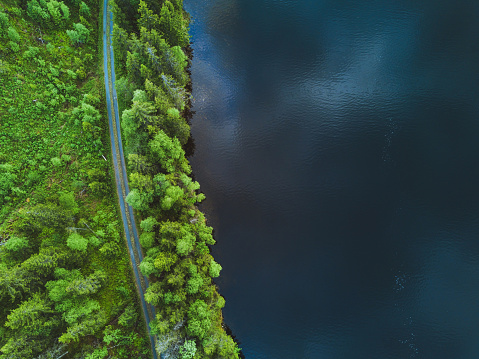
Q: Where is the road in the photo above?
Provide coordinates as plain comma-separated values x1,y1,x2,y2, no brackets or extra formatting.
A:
102,1,158,358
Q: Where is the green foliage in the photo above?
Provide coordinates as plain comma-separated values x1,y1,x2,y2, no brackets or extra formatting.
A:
67,23,90,45
161,107,190,145
4,236,29,253
139,231,155,248
7,27,20,43
4,292,53,331
0,12,9,37
23,46,40,59
118,305,138,328
0,3,151,357
186,273,203,294
139,258,156,276
0,164,17,205
79,1,90,17
66,232,88,252
209,260,222,278
59,191,79,214
186,300,211,341
176,229,194,256
180,340,197,359
125,187,153,211
8,41,19,52
149,130,190,174
138,0,159,31
153,251,177,272
27,0,51,26
140,216,158,232
27,0,69,28
158,0,189,47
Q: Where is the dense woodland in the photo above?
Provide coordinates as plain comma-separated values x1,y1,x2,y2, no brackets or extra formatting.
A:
0,0,154,357
112,0,240,357
0,0,238,357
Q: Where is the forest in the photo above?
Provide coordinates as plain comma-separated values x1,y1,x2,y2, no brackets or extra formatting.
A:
0,0,239,356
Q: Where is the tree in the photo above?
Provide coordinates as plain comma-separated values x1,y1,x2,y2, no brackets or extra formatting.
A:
67,232,88,252
59,191,79,214
4,236,29,253
7,27,20,42
0,267,28,303
139,232,155,248
175,230,194,256
127,153,156,174
126,50,143,86
79,1,90,17
159,1,189,47
125,188,153,211
138,0,159,31
179,340,197,359
160,107,190,145
0,164,17,205
186,273,203,294
153,251,177,272
0,11,9,38
186,300,211,341
121,90,152,154
149,130,190,174
5,293,54,331
209,260,222,278
67,23,90,45
112,25,129,67
27,0,51,27
161,185,183,211
118,305,138,328
140,216,158,232
139,258,156,276
47,0,69,25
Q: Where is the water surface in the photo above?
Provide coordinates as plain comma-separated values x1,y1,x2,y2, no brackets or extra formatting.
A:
185,0,479,357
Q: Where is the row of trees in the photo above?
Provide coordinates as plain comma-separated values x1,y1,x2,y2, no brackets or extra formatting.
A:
0,0,150,357
113,1,241,358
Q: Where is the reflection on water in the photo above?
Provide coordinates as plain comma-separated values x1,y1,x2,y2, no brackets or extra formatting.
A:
185,0,479,357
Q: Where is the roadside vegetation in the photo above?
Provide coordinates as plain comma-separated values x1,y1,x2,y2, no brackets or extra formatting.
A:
112,0,241,357
0,0,151,357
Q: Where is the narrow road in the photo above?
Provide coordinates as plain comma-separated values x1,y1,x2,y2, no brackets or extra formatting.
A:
102,1,158,358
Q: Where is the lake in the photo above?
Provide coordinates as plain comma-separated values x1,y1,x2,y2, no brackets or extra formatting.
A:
184,0,479,357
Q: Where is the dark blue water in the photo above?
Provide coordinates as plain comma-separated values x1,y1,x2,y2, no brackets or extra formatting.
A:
184,0,479,357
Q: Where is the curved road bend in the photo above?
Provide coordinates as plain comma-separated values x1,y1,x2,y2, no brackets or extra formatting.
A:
102,1,158,358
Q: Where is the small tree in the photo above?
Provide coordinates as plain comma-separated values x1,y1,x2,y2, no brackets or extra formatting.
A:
79,1,90,17
179,340,197,359
0,12,10,37
7,27,20,42
67,232,88,252
140,216,158,232
209,260,222,278
67,23,90,45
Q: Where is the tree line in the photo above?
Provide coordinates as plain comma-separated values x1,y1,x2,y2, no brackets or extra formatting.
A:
112,0,241,357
